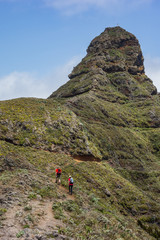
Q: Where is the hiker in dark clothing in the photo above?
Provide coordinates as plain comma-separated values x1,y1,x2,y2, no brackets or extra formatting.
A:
68,175,74,195
55,167,62,183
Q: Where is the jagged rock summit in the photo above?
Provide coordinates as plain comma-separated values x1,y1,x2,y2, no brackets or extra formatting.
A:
49,26,157,100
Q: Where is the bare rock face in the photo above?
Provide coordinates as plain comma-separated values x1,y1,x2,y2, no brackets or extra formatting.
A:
49,26,157,99
86,26,144,75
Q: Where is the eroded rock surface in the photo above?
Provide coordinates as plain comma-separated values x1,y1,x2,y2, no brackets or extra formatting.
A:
49,27,157,99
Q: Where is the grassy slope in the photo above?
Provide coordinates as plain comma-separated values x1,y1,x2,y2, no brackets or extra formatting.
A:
0,140,155,240
65,92,160,239
0,98,100,156
0,97,160,239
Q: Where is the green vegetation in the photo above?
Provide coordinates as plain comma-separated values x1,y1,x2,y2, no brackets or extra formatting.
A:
0,90,160,239
0,138,159,239
0,208,7,216
16,230,25,238
0,97,98,156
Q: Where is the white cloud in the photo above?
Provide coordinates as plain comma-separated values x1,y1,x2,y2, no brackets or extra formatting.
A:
46,55,81,93
0,0,23,2
1,55,159,101
0,0,154,14
0,0,154,15
144,56,160,92
0,56,81,101
43,0,154,15
0,72,49,100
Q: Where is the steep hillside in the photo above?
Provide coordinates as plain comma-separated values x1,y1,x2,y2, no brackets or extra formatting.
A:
0,140,158,240
0,98,99,157
0,27,160,239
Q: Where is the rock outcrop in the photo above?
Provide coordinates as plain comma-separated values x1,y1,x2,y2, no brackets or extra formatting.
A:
49,27,157,100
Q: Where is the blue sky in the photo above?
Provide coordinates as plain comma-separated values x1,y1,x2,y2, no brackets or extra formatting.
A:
0,0,160,100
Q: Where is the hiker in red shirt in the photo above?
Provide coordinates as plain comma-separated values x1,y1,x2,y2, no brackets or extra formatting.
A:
68,175,74,195
55,167,62,183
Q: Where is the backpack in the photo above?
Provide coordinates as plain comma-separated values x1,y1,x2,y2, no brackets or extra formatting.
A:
70,177,74,184
57,168,61,175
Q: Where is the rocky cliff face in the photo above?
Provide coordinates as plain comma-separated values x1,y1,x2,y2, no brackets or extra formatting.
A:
49,27,157,99
87,26,144,75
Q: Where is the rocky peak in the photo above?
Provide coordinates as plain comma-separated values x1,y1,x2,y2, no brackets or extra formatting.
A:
49,26,157,99
86,26,144,75
87,26,138,53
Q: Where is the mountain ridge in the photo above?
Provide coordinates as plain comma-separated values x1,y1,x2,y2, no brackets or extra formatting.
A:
0,26,160,239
